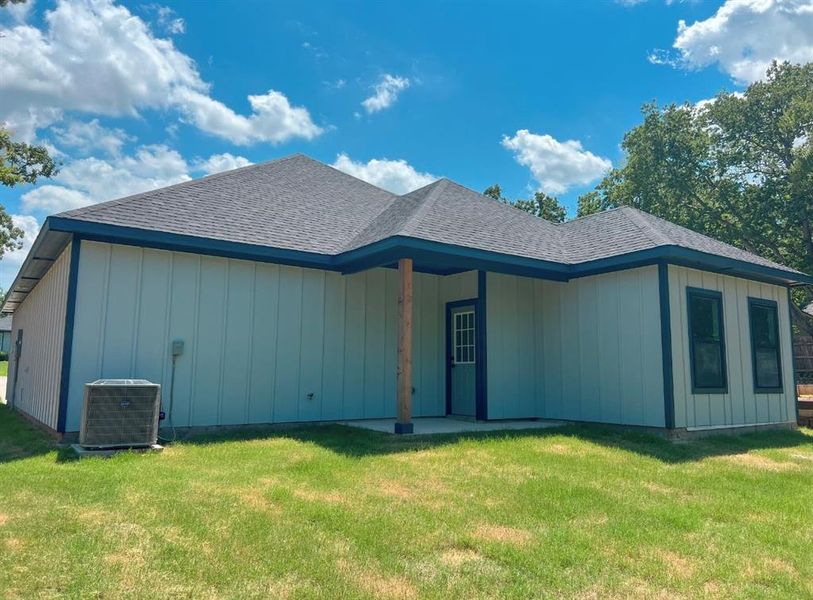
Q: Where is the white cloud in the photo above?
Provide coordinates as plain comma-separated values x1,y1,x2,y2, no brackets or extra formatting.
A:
361,74,410,114
0,0,322,144
154,5,185,34
3,215,40,267
1,0,35,23
669,0,813,84
173,88,322,145
332,153,437,194
196,153,252,175
51,119,132,155
21,144,192,214
501,130,612,195
21,186,91,213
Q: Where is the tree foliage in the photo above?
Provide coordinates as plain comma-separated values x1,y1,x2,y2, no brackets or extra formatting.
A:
577,61,813,328
483,184,567,223
0,128,59,257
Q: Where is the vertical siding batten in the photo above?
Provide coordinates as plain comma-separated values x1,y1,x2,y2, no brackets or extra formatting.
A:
8,240,73,431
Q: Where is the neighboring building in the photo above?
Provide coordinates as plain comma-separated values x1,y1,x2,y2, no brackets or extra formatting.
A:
0,315,11,354
2,155,810,436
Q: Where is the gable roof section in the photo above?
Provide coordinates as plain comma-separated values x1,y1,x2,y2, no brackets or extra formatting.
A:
4,154,810,314
344,178,568,262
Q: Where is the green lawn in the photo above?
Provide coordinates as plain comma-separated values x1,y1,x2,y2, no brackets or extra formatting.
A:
0,361,8,377
1,407,812,599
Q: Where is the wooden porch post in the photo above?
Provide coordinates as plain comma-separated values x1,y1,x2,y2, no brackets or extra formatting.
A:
395,258,414,434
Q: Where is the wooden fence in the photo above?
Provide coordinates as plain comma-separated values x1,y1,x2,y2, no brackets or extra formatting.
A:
795,335,813,385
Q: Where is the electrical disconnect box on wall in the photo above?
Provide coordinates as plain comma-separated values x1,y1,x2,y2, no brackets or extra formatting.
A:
172,339,184,357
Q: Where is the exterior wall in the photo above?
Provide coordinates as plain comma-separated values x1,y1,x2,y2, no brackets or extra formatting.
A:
7,242,72,430
486,267,665,426
0,331,10,353
668,265,795,428
65,242,477,432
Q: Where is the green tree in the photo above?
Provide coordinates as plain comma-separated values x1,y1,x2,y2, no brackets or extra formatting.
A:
483,184,568,223
577,61,813,328
0,128,58,256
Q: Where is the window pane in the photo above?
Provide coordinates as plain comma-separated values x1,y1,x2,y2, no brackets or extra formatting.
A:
752,306,777,347
693,341,724,388
689,291,726,390
755,348,780,388
690,297,720,342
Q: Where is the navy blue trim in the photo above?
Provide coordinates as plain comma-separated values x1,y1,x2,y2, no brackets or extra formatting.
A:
445,297,481,419
48,217,338,272
658,263,675,429
476,271,488,421
46,216,812,287
56,237,81,433
393,422,413,435
444,303,453,416
686,286,729,395
787,288,800,423
747,297,783,393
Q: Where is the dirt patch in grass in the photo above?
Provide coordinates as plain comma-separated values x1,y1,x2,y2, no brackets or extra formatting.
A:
337,558,417,600
642,482,674,495
720,453,799,472
542,442,579,455
655,549,697,580
238,488,281,513
293,488,349,506
4,537,22,551
440,547,486,567
0,513,8,526
473,524,533,546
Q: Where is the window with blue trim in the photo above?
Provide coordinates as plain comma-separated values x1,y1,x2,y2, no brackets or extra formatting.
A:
748,298,782,392
687,288,727,393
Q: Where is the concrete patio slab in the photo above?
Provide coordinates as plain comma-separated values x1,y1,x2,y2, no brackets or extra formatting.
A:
339,417,563,435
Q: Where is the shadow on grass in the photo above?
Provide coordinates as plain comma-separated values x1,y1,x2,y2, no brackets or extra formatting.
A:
1,403,810,465
179,419,813,465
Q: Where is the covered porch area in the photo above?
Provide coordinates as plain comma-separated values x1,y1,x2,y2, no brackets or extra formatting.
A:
340,416,563,435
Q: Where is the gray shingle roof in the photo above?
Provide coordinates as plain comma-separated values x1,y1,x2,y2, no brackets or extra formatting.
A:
54,153,802,277
59,154,397,255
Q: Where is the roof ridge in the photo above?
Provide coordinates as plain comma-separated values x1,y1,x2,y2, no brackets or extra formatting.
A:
619,206,673,247
398,179,449,236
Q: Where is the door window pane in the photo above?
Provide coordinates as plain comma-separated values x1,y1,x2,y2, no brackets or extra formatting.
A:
453,310,476,365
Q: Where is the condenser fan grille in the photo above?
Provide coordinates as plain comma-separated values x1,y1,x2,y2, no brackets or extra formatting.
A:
79,380,161,448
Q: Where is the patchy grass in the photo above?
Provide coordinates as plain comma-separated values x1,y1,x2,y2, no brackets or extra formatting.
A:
0,360,8,377
1,407,812,598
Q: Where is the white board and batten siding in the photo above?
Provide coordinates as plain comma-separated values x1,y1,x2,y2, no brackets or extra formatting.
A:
486,267,666,427
63,241,478,432
668,265,795,429
7,242,72,430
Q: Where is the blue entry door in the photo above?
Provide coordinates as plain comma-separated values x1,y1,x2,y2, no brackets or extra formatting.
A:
450,305,477,417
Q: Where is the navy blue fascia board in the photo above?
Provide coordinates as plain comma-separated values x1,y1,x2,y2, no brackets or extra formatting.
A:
56,236,82,433
657,263,675,429
338,236,571,280
47,217,812,286
47,217,340,272
788,287,800,423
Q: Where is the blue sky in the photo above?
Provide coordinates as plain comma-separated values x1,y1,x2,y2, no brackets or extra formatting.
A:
2,0,812,288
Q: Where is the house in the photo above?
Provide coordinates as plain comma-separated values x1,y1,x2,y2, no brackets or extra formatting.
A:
0,315,11,354
2,154,810,437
